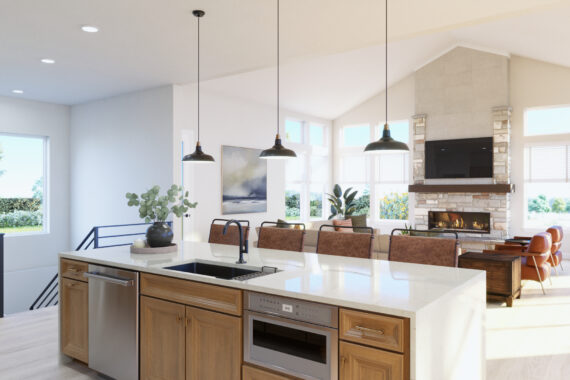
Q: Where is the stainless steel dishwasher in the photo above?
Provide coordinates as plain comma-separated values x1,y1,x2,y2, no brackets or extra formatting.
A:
84,264,139,380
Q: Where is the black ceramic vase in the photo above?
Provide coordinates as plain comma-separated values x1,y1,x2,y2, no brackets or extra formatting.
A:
146,222,173,247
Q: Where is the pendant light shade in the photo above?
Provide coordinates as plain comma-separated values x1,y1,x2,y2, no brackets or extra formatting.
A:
260,0,296,159
364,0,409,153
183,10,215,163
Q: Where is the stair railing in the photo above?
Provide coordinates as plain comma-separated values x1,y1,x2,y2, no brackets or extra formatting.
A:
29,222,171,311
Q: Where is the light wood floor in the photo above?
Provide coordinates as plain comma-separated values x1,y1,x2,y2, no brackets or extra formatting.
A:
0,306,102,379
1,261,569,379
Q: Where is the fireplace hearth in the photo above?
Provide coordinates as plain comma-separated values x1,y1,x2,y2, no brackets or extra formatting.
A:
428,211,491,234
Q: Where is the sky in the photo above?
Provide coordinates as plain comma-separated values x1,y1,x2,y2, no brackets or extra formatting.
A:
526,106,570,135
0,134,44,198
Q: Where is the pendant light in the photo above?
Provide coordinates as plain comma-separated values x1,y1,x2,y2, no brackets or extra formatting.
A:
183,10,215,163
364,0,409,153
260,0,296,159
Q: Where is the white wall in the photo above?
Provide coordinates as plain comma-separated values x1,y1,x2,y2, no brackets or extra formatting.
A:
510,55,570,235
415,47,509,140
70,86,174,247
175,84,331,242
0,96,70,314
332,75,416,229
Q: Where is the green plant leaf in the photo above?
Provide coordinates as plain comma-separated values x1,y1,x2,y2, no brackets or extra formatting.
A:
333,184,342,198
343,187,353,199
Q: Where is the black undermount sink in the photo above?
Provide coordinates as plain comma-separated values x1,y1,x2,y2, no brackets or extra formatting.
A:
163,262,277,281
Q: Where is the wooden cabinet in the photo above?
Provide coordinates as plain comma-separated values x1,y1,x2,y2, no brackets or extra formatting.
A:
140,296,186,380
459,252,521,307
340,309,406,353
242,364,299,380
340,341,404,380
140,274,242,380
60,277,88,363
185,306,241,380
339,308,409,380
60,258,88,282
141,273,242,316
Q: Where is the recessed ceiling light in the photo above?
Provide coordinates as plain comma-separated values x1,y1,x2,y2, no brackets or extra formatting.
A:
81,25,99,33
12,89,24,94
40,58,55,64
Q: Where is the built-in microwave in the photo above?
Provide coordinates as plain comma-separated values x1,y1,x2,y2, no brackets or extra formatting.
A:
243,291,338,380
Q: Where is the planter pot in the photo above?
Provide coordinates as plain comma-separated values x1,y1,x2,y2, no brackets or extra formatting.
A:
146,222,173,248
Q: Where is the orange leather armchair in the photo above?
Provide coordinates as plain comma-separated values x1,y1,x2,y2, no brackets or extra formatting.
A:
485,232,552,295
547,226,563,272
496,225,563,274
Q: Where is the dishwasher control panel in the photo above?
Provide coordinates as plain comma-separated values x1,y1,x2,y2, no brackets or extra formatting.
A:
245,291,338,328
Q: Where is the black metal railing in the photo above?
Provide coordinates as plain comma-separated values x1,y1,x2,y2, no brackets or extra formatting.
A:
29,222,171,311
1,233,4,318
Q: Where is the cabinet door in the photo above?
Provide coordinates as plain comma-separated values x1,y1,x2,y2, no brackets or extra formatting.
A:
186,306,241,380
140,296,186,380
61,277,88,363
340,341,404,380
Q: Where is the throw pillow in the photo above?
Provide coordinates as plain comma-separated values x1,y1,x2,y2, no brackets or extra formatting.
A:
348,214,368,233
276,219,291,228
332,218,353,232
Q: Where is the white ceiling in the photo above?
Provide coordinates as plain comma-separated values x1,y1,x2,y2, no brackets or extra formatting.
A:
204,3,570,119
1,0,570,115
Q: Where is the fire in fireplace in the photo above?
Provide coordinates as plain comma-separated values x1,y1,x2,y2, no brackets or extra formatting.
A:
428,211,491,234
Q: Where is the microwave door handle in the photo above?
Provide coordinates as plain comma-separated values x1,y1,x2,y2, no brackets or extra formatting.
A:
84,272,134,287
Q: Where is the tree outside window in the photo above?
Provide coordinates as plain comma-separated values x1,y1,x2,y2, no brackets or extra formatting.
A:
0,134,47,234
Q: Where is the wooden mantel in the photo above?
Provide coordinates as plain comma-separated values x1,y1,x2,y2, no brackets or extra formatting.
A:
408,184,514,193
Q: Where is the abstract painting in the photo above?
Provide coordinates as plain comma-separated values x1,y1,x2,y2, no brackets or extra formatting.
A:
221,146,267,214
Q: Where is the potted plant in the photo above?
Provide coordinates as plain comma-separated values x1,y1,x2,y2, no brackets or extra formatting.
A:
125,185,197,247
327,184,358,220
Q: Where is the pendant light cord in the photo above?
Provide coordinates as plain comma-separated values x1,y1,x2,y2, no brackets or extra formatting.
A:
385,0,388,126
277,0,280,136
197,15,201,142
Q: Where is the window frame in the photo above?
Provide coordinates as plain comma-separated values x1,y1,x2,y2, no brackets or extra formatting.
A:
523,105,570,227
524,104,570,137
337,120,411,226
0,132,49,236
284,118,331,222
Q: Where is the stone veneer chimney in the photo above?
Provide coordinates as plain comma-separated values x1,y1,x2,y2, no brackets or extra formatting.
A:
411,106,512,238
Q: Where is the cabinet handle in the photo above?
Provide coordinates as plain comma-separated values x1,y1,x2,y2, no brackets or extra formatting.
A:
185,317,190,327
66,282,77,288
177,315,182,323
68,268,79,273
340,356,347,367
355,325,384,336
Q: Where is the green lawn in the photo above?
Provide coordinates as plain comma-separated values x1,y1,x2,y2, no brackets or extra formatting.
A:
0,225,43,233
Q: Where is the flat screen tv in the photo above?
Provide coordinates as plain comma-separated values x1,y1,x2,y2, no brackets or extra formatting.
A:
425,137,493,179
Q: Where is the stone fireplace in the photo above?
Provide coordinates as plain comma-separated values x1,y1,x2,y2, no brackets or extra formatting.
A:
411,107,512,238
428,211,491,234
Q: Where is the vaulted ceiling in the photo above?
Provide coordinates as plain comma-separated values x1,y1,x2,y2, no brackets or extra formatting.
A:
1,0,570,117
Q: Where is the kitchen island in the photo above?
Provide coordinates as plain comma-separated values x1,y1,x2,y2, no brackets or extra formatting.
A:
59,241,485,380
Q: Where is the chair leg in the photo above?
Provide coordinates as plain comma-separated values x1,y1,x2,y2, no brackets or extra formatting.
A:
552,264,558,276
532,256,546,295
560,261,564,271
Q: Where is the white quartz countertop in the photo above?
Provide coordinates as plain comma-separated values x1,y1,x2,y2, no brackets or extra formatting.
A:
59,241,484,318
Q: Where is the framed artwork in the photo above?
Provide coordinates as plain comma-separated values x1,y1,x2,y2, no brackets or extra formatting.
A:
221,145,267,214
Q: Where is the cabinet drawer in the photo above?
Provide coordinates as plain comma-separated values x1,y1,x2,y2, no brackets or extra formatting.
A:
340,309,408,353
140,273,242,316
60,259,88,282
242,365,299,380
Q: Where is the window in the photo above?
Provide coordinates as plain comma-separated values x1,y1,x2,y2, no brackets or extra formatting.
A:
338,121,410,222
285,119,330,221
285,119,303,143
0,134,47,234
524,144,570,226
524,106,570,227
342,125,370,147
526,106,570,136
